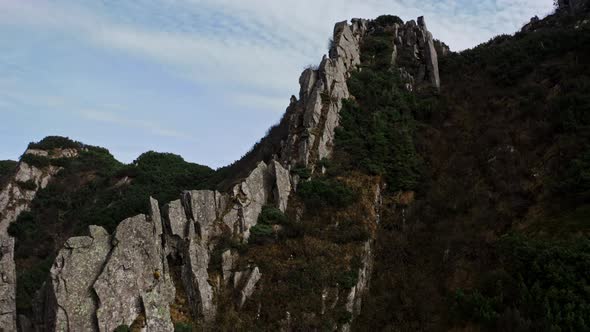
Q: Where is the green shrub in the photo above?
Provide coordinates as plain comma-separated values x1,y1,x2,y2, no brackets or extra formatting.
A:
8,211,37,239
15,257,52,311
334,66,426,192
553,148,590,194
373,15,404,27
335,309,353,325
174,322,193,332
291,165,312,180
258,205,287,225
249,224,274,245
20,154,50,168
298,179,356,209
114,325,130,332
250,205,288,245
16,180,37,191
331,219,370,243
452,236,590,331
337,269,359,289
27,136,82,150
452,289,499,325
0,160,17,179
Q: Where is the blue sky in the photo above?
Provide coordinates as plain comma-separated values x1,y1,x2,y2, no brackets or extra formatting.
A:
0,0,554,168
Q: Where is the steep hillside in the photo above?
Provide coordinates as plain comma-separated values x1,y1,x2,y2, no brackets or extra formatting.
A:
354,4,590,331
1,2,589,332
5,137,214,316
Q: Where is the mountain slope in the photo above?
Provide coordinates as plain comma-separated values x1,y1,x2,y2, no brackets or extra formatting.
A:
5,138,214,315
354,4,590,331
1,2,589,331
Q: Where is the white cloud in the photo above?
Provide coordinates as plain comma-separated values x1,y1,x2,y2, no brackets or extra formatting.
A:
0,0,556,102
0,0,556,166
78,109,193,139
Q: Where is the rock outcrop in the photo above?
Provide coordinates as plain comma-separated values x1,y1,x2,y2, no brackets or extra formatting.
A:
0,148,79,331
22,16,440,331
0,149,78,234
0,235,16,332
46,226,111,332
391,16,440,90
281,20,368,170
234,266,261,308
94,208,174,332
35,198,175,332
271,161,291,212
182,233,215,323
280,16,440,172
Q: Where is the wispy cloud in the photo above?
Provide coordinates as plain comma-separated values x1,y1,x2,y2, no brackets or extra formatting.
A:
78,109,193,139
0,0,555,166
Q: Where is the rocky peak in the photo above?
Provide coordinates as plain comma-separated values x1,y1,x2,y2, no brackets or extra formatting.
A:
17,15,442,332
280,16,440,173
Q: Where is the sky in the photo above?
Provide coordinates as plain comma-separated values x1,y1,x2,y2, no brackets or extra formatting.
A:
0,0,555,168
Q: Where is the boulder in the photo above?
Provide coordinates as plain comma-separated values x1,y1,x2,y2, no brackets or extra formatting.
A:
94,212,174,332
235,266,262,308
48,226,111,332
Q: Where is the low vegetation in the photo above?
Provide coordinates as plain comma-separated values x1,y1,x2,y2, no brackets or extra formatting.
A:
9,140,215,313
0,160,17,186
356,8,590,332
452,236,590,331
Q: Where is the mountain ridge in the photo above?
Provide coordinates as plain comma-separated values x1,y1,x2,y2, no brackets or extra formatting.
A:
1,3,589,331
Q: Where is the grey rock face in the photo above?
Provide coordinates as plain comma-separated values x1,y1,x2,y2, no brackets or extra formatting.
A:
281,20,367,170
0,235,16,332
185,190,222,242
271,161,291,212
94,211,174,332
417,16,440,89
182,237,215,323
345,241,374,317
164,199,189,239
235,266,261,308
48,226,111,332
142,286,175,332
230,162,272,240
221,250,238,284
